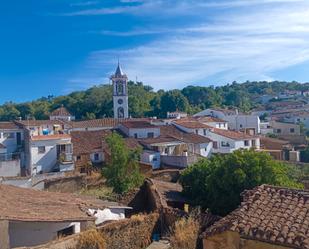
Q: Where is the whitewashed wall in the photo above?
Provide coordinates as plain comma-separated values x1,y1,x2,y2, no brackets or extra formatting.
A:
9,221,83,248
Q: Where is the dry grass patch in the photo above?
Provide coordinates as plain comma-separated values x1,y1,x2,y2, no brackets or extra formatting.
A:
170,215,200,249
75,229,106,249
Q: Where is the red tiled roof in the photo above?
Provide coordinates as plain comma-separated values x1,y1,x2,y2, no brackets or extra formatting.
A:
71,130,112,156
50,106,72,116
195,116,227,123
211,128,257,140
15,120,64,127
173,120,212,129
203,185,309,249
161,125,212,144
71,118,121,129
0,122,21,130
120,120,157,129
31,134,71,141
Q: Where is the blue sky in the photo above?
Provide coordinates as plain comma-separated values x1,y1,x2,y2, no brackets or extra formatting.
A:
1,0,309,103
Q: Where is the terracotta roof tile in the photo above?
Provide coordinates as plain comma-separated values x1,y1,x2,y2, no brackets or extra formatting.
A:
203,185,309,249
0,122,20,130
173,120,212,129
120,120,157,129
211,128,257,140
50,106,72,116
71,130,111,156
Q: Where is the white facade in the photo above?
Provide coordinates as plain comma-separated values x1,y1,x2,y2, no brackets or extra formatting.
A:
203,130,260,154
141,150,161,169
0,129,23,154
111,63,129,119
260,122,274,135
28,136,72,175
197,142,213,157
194,108,260,134
119,124,161,139
9,221,83,248
172,123,208,137
50,114,75,121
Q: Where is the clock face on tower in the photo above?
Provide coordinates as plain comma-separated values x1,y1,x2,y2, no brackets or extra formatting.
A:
118,99,123,105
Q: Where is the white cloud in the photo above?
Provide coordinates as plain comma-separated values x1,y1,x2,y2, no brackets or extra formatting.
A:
69,0,309,89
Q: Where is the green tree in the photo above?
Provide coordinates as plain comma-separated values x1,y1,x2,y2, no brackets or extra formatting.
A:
159,90,190,118
103,132,143,194
180,150,303,216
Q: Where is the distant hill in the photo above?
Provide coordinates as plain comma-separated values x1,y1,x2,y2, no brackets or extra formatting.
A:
1,80,309,121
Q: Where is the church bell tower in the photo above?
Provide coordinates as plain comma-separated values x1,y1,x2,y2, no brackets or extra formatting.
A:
111,62,129,119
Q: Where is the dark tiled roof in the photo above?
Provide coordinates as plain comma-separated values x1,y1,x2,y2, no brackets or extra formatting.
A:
173,120,212,129
50,106,72,117
121,120,157,129
71,130,112,156
211,128,257,140
161,125,212,144
71,118,121,129
203,185,309,249
0,122,21,130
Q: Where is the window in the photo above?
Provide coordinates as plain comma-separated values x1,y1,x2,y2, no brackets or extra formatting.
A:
290,128,295,133
276,129,281,134
94,153,99,161
240,124,243,128
57,226,74,238
134,133,138,139
213,141,218,149
244,140,249,146
38,146,46,154
3,133,14,139
153,157,158,162
203,129,207,136
147,132,154,138
221,141,230,147
77,155,81,160
195,130,199,134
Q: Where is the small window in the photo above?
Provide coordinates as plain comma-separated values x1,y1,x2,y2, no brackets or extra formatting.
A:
57,226,74,238
203,129,207,136
240,124,243,128
134,133,138,138
3,133,14,139
244,140,249,146
147,132,154,138
77,155,81,160
276,129,281,134
153,157,158,162
38,146,46,154
221,141,230,147
290,128,295,133
195,130,199,134
94,153,99,161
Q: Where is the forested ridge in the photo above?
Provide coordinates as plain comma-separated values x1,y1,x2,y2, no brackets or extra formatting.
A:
1,80,309,121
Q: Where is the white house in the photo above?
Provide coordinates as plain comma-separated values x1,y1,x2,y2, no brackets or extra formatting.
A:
0,122,23,154
118,120,161,139
0,184,130,249
172,119,212,136
26,134,73,175
203,128,260,154
194,108,260,135
49,106,75,121
194,116,228,130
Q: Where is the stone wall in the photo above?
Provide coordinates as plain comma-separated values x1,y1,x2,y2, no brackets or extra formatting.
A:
16,213,160,249
43,174,86,193
203,231,292,249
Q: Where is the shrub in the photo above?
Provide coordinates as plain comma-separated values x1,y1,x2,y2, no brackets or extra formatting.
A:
75,230,106,249
170,216,200,249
